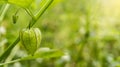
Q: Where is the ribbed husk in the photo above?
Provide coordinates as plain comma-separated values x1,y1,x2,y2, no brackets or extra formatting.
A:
20,28,41,55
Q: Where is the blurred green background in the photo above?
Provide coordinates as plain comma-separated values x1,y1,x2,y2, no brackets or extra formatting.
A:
1,0,120,67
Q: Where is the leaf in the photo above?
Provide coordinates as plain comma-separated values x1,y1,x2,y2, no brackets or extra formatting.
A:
8,0,34,8
0,49,64,66
21,49,64,60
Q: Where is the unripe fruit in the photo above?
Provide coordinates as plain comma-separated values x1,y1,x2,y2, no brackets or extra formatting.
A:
20,28,42,55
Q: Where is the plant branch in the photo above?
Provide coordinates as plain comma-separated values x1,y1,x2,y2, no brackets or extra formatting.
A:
0,49,63,66
25,8,36,20
0,37,20,62
0,59,21,66
32,0,53,26
35,0,53,20
0,4,10,22
25,0,53,27
0,0,53,62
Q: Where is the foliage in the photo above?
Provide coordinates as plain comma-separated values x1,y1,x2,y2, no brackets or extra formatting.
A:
1,0,120,67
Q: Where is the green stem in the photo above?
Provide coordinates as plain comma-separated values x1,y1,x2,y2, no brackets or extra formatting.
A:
0,59,21,66
0,0,53,62
35,0,53,20
25,8,36,20
0,37,20,62
0,4,10,23
4,45,19,67
26,0,53,27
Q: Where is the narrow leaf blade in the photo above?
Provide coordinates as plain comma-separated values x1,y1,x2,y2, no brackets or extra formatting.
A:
21,49,64,61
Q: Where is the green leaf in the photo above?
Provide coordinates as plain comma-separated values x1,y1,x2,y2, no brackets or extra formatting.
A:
8,0,34,8
21,49,64,60
0,49,64,66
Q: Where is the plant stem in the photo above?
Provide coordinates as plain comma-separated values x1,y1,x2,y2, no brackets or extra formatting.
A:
0,0,53,62
4,45,19,67
0,59,21,66
26,0,53,27
0,37,20,62
35,0,53,20
25,8,36,20
0,4,10,22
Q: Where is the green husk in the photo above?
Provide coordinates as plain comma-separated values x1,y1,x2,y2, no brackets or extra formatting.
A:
20,28,42,55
